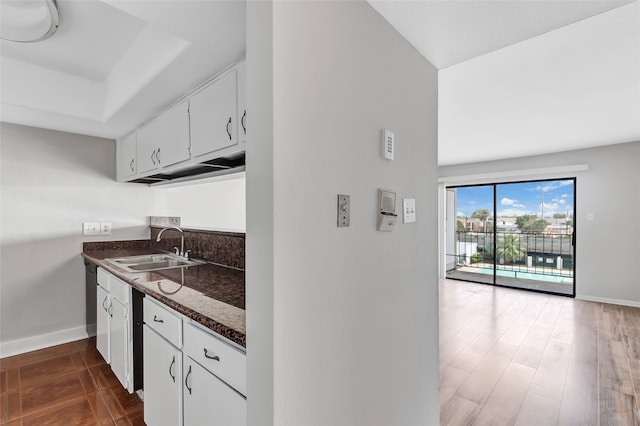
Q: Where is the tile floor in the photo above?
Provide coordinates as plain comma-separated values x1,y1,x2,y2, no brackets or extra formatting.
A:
0,338,144,425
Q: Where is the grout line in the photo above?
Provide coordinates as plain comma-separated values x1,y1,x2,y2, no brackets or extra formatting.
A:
79,340,120,425
597,302,601,426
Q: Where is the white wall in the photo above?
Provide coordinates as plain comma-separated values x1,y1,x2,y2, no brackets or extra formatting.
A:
247,1,440,424
0,123,154,355
439,1,640,166
439,140,640,306
159,174,246,231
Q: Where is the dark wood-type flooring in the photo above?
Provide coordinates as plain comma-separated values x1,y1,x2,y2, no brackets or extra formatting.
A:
3,280,639,425
0,338,144,425
440,279,640,425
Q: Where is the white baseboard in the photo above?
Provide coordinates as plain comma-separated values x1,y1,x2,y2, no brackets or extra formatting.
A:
0,326,90,359
576,294,640,308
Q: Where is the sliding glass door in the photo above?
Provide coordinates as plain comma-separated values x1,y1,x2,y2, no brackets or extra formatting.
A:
445,178,575,296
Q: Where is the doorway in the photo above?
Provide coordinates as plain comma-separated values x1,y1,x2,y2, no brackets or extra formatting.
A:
445,178,576,296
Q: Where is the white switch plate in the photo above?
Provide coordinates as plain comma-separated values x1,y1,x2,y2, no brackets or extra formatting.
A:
83,222,100,235
403,198,416,223
100,222,112,235
381,129,394,160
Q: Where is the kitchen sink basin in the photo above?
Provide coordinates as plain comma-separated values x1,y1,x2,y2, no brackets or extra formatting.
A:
105,254,204,273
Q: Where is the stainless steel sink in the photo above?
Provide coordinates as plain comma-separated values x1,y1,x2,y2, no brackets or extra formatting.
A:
105,254,204,273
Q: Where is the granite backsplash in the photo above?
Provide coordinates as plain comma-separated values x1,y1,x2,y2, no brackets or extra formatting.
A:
150,227,245,270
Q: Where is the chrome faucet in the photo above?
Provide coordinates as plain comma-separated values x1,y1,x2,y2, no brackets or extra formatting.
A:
156,226,188,258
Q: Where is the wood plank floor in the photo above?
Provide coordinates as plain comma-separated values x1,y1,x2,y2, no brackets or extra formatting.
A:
440,279,640,425
0,337,144,425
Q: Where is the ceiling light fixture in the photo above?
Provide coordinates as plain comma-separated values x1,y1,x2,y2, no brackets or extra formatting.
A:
0,0,60,43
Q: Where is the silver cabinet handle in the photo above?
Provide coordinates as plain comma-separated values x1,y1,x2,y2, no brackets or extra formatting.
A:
203,348,220,361
153,315,164,323
102,296,108,312
108,302,113,318
129,158,135,172
226,117,232,140
156,147,161,164
151,150,156,166
169,355,176,382
185,365,192,394
241,110,246,135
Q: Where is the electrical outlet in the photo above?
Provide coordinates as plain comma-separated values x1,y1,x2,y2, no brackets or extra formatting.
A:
100,222,112,235
337,194,350,227
83,222,100,235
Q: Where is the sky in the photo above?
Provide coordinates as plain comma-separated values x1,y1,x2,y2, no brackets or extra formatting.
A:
454,179,574,218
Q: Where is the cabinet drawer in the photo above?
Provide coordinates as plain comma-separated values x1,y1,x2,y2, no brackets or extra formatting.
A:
144,298,182,348
97,268,110,290
110,276,130,305
183,323,246,396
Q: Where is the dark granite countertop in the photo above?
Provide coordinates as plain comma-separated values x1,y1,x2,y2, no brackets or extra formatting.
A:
83,242,245,348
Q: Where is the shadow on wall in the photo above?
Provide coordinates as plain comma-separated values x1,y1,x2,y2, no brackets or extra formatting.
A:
0,226,149,345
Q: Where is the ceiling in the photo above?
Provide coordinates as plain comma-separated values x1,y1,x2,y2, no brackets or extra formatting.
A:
368,0,635,70
0,0,636,144
0,0,246,140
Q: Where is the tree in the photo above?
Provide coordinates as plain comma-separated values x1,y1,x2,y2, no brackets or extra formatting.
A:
456,219,465,231
471,209,491,232
496,235,526,264
516,214,548,233
471,209,491,222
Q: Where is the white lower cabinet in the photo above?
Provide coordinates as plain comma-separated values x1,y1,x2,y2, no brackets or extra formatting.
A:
143,297,246,426
110,298,128,389
96,284,110,363
144,325,183,426
96,268,133,392
183,358,246,426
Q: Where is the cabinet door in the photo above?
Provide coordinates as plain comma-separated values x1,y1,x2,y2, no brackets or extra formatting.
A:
110,298,128,390
137,101,190,173
96,285,110,363
190,70,238,158
237,62,246,143
183,358,246,426
136,119,160,174
144,326,182,426
116,132,137,181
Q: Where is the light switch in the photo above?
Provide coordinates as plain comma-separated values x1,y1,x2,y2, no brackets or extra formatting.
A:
403,198,416,223
83,222,100,235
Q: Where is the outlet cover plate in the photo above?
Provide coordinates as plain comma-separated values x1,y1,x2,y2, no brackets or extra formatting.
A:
83,222,100,235
337,194,350,227
100,222,112,235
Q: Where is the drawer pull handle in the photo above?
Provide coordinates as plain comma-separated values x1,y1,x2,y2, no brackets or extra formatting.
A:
169,355,176,382
108,302,113,318
185,365,192,395
102,296,108,312
153,315,164,323
203,348,220,361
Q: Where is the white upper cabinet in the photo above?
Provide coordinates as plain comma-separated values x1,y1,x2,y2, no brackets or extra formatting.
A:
137,100,190,174
116,60,245,182
116,132,137,181
237,61,246,143
189,69,238,158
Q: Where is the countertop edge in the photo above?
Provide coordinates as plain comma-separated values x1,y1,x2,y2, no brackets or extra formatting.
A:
82,252,246,349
